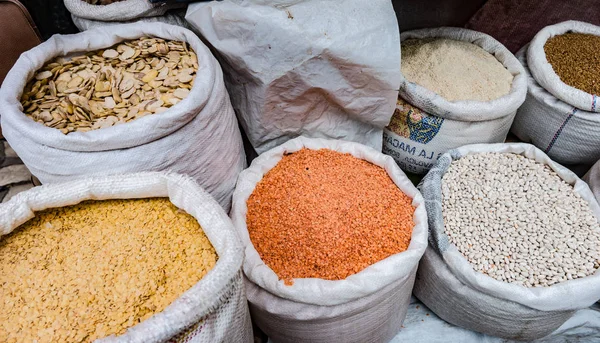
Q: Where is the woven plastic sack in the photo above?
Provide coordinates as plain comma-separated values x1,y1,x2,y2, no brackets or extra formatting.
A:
230,136,428,343
511,21,600,167
383,28,527,175
71,9,192,31
0,22,245,211
186,0,401,154
584,160,600,205
416,143,600,341
0,172,252,343
64,0,185,22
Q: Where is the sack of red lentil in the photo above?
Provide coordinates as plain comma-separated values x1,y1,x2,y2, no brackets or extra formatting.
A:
383,27,527,175
186,0,401,154
0,172,252,342
0,22,245,211
416,142,600,340
511,21,600,168
230,136,428,343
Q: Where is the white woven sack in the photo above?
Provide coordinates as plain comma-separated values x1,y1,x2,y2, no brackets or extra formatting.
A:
584,159,600,205
71,9,192,31
64,0,185,22
416,143,600,341
511,22,600,167
384,27,526,175
0,172,252,343
230,136,428,343
0,22,245,211
186,0,401,154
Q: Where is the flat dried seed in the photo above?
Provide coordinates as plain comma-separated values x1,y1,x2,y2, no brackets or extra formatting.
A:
20,37,198,134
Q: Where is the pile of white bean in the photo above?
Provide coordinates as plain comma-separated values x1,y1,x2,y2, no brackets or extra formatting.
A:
442,152,600,287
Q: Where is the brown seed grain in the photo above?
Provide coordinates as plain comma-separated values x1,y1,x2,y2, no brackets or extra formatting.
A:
544,32,600,96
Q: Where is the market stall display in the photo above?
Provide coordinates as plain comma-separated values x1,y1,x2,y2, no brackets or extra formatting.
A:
383,28,526,175
0,172,251,343
511,21,600,168
416,143,600,340
231,136,428,343
0,22,245,211
186,0,401,154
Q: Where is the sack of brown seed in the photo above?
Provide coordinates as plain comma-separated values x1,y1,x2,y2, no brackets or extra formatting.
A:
0,172,251,342
511,21,600,169
416,142,600,341
0,22,245,211
64,0,187,31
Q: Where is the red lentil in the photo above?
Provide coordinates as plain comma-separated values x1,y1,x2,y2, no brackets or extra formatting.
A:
246,148,415,285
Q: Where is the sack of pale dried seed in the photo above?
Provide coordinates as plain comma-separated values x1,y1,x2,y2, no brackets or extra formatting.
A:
0,22,245,211
511,21,600,168
584,159,600,205
416,142,600,341
230,136,428,343
0,172,252,343
384,27,527,175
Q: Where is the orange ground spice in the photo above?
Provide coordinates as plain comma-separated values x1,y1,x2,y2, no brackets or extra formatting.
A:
246,148,415,285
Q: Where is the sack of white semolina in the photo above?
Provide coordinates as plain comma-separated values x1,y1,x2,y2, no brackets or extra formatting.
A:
383,27,527,175
0,22,245,211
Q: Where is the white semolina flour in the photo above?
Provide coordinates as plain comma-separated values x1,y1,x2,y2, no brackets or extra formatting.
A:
401,38,514,102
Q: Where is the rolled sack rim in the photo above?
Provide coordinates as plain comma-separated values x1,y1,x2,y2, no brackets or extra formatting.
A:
527,20,600,113
399,27,527,122
0,22,216,153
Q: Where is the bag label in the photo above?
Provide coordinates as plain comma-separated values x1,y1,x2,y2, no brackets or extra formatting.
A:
382,98,444,174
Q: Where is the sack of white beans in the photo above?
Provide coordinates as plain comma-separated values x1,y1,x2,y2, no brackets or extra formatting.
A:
511,21,600,168
64,0,186,30
383,27,527,175
230,136,428,343
0,22,245,211
416,143,600,340
1,172,252,343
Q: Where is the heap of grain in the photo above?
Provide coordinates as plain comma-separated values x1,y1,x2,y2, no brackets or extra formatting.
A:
0,198,217,343
383,28,525,175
